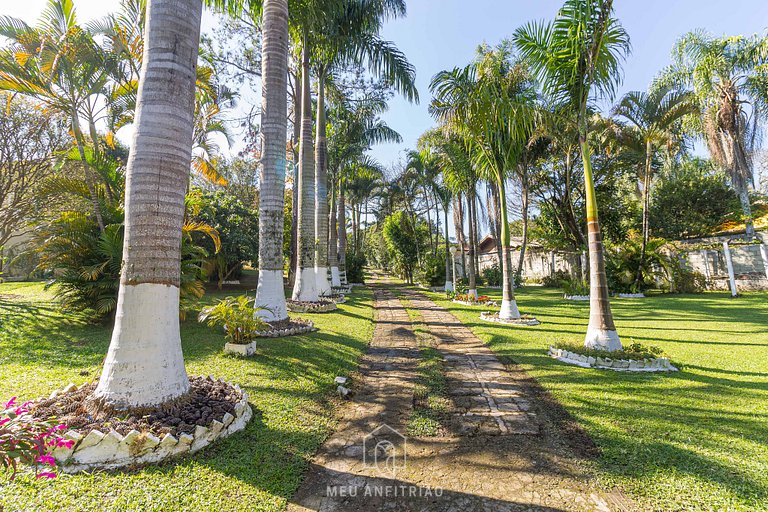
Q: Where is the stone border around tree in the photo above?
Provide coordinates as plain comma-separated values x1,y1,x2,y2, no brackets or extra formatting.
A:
50,378,253,474
617,293,646,298
564,294,590,301
479,311,541,326
253,319,317,339
548,346,678,372
286,300,337,313
452,299,499,308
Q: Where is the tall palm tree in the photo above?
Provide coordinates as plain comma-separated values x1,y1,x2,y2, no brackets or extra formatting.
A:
612,84,696,288
661,30,768,239
93,0,204,408
311,0,417,296
255,0,290,321
515,0,630,351
431,44,538,318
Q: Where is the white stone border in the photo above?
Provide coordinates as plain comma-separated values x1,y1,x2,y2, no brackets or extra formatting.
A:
332,286,352,294
286,300,337,313
548,346,678,372
452,299,498,308
224,341,257,356
479,311,540,326
51,377,252,473
564,294,590,301
254,320,317,338
617,293,646,298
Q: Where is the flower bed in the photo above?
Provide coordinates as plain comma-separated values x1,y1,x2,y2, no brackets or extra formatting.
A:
548,346,678,372
254,318,316,338
31,376,252,473
479,311,540,326
286,299,337,313
452,295,498,307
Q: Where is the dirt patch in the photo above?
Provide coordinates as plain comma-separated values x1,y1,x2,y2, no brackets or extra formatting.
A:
31,376,243,437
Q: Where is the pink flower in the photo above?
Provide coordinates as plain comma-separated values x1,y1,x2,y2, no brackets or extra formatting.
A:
54,424,67,431
4,397,17,408
36,455,56,467
36,472,57,479
0,417,9,426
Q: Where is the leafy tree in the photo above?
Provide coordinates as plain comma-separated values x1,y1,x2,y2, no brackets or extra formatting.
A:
383,211,418,283
650,157,740,239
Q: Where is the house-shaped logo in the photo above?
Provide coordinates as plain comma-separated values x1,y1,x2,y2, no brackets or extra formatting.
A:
363,423,407,475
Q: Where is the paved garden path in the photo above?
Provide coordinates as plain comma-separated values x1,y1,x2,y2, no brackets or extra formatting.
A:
288,279,635,512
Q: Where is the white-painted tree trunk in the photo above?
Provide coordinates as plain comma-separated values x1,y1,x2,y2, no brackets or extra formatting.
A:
499,299,521,320
255,269,287,321
584,327,622,352
330,266,341,287
467,288,478,299
315,266,331,296
94,0,202,409
255,0,290,321
723,241,738,297
444,280,453,292
759,243,768,280
96,284,189,407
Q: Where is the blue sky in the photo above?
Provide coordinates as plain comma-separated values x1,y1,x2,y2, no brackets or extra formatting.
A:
368,0,768,168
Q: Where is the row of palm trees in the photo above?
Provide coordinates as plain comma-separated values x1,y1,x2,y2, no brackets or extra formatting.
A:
392,0,766,353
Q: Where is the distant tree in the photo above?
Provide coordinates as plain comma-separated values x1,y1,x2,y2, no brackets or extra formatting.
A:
650,157,740,239
383,211,418,283
0,94,67,250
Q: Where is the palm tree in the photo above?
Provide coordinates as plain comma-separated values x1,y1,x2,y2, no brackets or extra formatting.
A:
612,84,696,288
254,0,290,321
93,0,204,408
311,0,417,296
515,0,630,351
0,0,115,231
431,44,538,316
661,30,768,239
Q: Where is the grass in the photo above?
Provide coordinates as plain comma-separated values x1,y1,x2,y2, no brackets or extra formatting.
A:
0,281,374,512
425,285,768,512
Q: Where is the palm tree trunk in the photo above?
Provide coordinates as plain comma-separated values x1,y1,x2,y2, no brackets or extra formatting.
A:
634,140,652,290
338,182,348,284
466,190,477,298
291,38,318,301
255,0,289,321
314,69,331,296
289,68,301,288
454,194,467,279
516,170,529,286
580,134,621,351
328,173,341,286
94,0,201,408
490,184,503,272
444,201,452,291
498,177,521,320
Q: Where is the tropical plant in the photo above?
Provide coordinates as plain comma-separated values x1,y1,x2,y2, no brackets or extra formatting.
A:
515,0,630,350
612,84,697,287
660,30,768,239
605,237,673,293
383,211,418,283
198,296,269,344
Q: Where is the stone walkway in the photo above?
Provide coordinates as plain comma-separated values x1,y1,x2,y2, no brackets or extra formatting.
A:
288,279,635,512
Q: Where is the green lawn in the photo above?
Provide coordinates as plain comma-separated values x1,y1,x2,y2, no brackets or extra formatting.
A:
0,282,374,512
426,286,768,512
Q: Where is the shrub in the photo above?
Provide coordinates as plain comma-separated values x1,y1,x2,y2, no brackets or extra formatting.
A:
417,253,446,287
665,258,706,294
198,296,269,344
561,277,589,296
481,264,502,287
345,252,366,283
1,397,73,480
542,270,570,288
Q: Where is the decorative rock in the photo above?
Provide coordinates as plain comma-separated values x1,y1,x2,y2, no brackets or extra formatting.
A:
190,425,209,453
337,385,350,397
564,294,590,301
62,383,78,393
550,349,678,373
221,412,235,427
334,376,348,385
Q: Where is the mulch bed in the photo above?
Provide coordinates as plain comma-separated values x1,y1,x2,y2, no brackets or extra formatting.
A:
31,376,242,438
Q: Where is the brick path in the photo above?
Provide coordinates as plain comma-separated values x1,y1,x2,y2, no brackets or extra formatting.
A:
288,279,635,512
